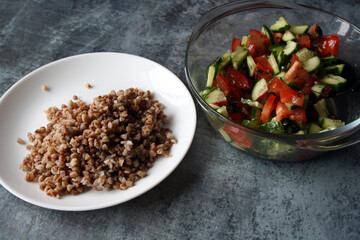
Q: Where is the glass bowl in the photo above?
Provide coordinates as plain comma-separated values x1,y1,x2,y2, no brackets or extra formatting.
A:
185,0,360,161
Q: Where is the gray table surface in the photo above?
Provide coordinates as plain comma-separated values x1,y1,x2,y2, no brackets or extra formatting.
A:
1,0,360,239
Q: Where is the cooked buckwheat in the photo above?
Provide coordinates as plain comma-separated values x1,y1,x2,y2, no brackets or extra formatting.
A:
20,88,176,198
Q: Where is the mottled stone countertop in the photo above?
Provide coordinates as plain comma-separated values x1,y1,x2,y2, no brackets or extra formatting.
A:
1,1,360,239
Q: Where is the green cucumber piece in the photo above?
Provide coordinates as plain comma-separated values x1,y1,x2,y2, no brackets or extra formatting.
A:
270,16,290,32
295,48,316,64
261,25,274,44
289,25,309,35
282,30,296,42
251,78,268,101
217,105,228,117
283,40,300,56
231,46,248,69
322,56,338,66
313,98,329,118
267,53,280,74
319,117,345,129
311,83,325,98
303,56,321,73
204,88,226,104
319,74,347,92
258,121,285,133
307,123,322,134
242,120,258,129
246,55,256,77
318,64,345,76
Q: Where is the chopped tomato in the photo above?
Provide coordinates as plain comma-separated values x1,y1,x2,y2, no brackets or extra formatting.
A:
212,100,228,107
273,32,283,44
268,77,291,95
213,73,232,96
321,84,332,98
280,89,305,107
296,34,311,49
308,24,323,45
223,124,252,148
276,102,291,120
225,66,252,90
246,37,269,58
261,94,277,123
231,37,242,52
254,63,273,82
284,60,309,88
290,54,300,67
237,102,251,120
316,35,339,57
228,112,243,124
249,29,263,38
289,108,307,122
300,74,316,95
255,56,274,74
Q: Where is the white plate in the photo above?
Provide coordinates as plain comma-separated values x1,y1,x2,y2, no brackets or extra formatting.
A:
0,52,196,211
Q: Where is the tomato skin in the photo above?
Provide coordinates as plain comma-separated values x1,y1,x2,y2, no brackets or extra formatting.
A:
280,89,305,107
300,74,316,95
255,56,274,74
273,32,283,44
223,124,252,148
261,94,277,123
228,112,244,124
276,102,291,120
308,24,323,45
237,102,251,120
225,66,252,90
214,73,232,96
268,77,291,95
246,37,269,58
296,34,311,49
317,35,339,57
231,37,242,52
284,60,309,88
290,54,300,67
289,108,307,122
254,63,273,82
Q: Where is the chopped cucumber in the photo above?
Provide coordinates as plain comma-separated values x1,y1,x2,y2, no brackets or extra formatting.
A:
314,98,329,118
242,120,258,129
303,56,321,73
295,48,316,64
307,123,322,134
289,25,309,35
231,46,248,69
267,53,280,74
319,117,345,129
218,50,232,70
282,30,296,42
311,83,326,97
261,25,274,44
258,121,285,133
318,64,345,76
206,57,221,88
319,74,347,92
270,16,290,32
241,35,248,46
204,88,226,104
241,98,264,109
246,55,256,77
251,78,268,101
322,56,338,66
217,105,228,117
208,103,220,110
283,40,300,56
251,108,262,122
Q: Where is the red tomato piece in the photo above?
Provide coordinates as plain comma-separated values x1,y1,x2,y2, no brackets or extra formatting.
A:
290,54,300,67
276,102,291,120
237,102,251,120
212,100,228,107
223,124,253,148
296,34,311,49
228,112,244,124
308,24,322,45
289,108,307,122
280,89,305,107
272,32,283,44
213,73,232,96
300,74,317,95
254,63,273,82
268,77,291,95
284,60,309,88
317,35,339,57
321,84,332,98
231,37,242,52
249,29,263,38
246,37,269,58
255,56,274,74
225,66,252,90
261,94,277,123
